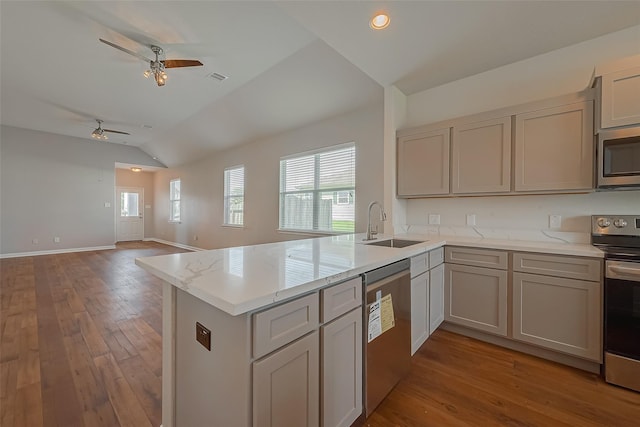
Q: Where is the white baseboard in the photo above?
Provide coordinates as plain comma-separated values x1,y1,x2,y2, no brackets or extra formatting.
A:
0,245,116,259
144,238,203,252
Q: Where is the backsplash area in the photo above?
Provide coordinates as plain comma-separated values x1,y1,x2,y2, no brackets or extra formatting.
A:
404,190,640,244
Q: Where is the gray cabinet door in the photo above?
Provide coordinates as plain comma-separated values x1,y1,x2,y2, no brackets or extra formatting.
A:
410,272,429,355
253,331,319,427
429,263,445,334
397,128,450,196
452,116,512,194
321,308,362,427
512,272,601,362
445,264,508,336
601,66,640,128
514,100,594,192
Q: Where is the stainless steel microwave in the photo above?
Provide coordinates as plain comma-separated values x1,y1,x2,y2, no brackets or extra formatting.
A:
597,127,640,188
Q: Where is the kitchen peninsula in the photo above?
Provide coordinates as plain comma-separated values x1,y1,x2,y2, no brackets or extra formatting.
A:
136,233,603,427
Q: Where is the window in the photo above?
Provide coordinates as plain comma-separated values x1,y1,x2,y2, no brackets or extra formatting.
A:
279,143,355,233
169,179,181,222
120,192,139,217
224,165,245,226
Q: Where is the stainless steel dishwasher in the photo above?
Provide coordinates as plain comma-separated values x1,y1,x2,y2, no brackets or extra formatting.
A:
362,258,411,417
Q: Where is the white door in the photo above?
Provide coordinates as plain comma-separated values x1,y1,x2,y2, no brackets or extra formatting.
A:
116,187,144,241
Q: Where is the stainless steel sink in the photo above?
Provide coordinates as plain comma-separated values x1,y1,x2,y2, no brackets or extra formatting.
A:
365,239,426,248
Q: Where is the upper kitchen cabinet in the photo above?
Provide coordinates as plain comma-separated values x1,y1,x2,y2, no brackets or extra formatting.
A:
452,116,511,194
397,128,450,197
600,65,640,129
514,100,594,192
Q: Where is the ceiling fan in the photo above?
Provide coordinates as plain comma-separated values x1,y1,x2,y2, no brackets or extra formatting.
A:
99,38,203,86
92,119,130,141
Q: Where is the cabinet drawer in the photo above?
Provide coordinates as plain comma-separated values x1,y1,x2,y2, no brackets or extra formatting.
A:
253,293,319,359
429,247,444,268
411,252,429,278
513,253,602,282
445,246,508,270
321,277,362,323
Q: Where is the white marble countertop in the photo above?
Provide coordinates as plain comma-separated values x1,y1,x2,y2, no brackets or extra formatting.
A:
135,233,603,316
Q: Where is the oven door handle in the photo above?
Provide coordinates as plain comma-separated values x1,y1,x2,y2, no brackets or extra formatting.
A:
608,265,640,281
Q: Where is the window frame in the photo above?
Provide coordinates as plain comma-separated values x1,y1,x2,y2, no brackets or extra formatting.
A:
169,178,181,223
278,142,356,235
223,165,245,227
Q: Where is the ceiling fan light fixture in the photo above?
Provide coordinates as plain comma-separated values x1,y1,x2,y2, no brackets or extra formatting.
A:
143,69,152,78
91,131,108,141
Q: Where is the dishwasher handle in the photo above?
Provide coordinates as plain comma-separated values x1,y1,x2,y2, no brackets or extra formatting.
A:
365,270,410,294
362,258,410,284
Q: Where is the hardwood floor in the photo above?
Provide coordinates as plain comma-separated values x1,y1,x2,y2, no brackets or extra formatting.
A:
2,241,639,427
366,330,640,427
0,242,188,427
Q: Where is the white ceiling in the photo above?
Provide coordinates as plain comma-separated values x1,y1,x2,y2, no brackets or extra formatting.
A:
1,1,639,167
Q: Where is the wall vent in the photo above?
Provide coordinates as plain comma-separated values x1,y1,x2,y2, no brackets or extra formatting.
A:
208,72,228,81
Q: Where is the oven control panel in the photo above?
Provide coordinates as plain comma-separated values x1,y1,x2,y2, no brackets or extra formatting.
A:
592,215,640,236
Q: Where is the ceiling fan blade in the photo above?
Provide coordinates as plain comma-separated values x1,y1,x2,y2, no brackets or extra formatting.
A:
103,129,131,135
164,59,204,68
99,38,152,63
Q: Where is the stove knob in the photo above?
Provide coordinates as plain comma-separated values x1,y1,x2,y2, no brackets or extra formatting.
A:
613,218,628,228
597,218,611,228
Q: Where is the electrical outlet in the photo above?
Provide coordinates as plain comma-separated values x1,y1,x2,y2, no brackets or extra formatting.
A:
193,235,198,241
466,214,477,226
196,322,211,351
428,214,441,225
549,214,562,229
53,237,60,243
32,238,38,245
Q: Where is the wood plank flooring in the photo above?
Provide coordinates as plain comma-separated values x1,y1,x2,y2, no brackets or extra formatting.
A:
0,242,188,427
2,241,639,426
365,330,640,427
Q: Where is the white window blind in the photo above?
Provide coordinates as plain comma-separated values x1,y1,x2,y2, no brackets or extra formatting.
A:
169,179,181,222
279,144,355,233
224,166,245,226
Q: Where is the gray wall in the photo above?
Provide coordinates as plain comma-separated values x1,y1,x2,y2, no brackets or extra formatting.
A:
153,102,384,249
0,125,164,255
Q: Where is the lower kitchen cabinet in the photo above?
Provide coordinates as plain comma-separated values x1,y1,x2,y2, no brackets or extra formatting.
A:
411,271,430,355
253,331,320,427
321,308,362,427
429,263,445,334
445,263,508,336
512,272,601,361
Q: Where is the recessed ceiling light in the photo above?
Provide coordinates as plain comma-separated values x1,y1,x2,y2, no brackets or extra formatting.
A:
370,13,390,30
131,167,142,172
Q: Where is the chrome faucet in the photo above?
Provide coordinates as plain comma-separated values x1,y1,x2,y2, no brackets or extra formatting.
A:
364,201,387,241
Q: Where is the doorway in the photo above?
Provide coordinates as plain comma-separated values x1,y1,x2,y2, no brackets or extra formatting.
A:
116,187,144,241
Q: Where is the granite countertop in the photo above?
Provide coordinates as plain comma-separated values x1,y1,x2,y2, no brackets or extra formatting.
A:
135,233,603,316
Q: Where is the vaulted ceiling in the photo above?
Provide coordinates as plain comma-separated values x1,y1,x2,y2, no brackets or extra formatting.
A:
1,1,638,166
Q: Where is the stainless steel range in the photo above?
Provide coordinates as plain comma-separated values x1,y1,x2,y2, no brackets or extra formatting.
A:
591,215,640,392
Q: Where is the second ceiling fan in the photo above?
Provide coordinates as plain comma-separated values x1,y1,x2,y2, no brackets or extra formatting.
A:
100,38,203,86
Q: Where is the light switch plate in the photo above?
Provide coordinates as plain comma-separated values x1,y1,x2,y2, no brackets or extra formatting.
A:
104,202,111,208
428,214,441,225
549,214,562,229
